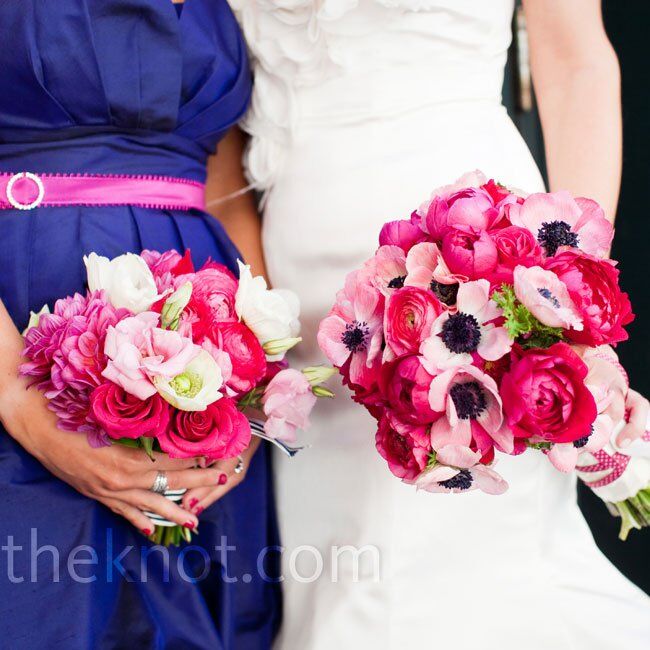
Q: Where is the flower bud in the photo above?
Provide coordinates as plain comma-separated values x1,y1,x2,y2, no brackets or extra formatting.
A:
161,282,193,331
312,385,335,399
262,336,302,357
302,365,336,386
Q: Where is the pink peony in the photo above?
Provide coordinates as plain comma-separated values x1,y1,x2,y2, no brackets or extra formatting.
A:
262,369,317,443
545,251,634,345
500,342,597,445
427,364,513,456
378,355,437,424
413,444,508,495
160,396,251,460
378,212,427,251
421,279,512,371
513,265,583,330
491,226,544,284
90,381,171,440
440,226,498,281
318,270,384,385
384,286,443,357
102,312,200,400
375,414,430,481
209,321,267,394
509,191,614,258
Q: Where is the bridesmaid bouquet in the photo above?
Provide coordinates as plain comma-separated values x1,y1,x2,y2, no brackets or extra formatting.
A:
21,249,333,545
318,171,649,538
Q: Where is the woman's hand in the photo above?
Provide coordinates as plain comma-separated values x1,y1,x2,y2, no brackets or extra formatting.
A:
0,376,227,536
182,436,262,516
617,389,650,449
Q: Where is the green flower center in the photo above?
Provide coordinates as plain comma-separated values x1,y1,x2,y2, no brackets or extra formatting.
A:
170,372,202,398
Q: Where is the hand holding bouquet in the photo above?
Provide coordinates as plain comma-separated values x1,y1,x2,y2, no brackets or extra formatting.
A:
319,171,649,537
21,249,332,545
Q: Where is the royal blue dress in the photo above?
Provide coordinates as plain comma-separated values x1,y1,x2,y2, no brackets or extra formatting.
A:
0,2,281,648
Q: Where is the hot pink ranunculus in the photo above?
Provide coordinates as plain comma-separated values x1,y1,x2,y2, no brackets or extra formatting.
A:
440,226,498,281
378,212,427,251
490,226,544,284
375,414,430,481
90,381,171,440
501,342,597,446
142,249,194,277
384,286,443,356
509,191,614,258
545,251,634,346
160,396,251,460
209,321,267,395
102,312,200,400
378,355,437,424
262,369,317,443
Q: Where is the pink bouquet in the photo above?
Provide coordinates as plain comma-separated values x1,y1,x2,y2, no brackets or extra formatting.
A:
318,171,649,537
22,249,333,545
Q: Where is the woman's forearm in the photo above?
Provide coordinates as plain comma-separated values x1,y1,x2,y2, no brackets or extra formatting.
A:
205,128,268,278
525,0,622,222
0,299,26,423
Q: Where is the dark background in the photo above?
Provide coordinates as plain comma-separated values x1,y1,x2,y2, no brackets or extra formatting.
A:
504,1,649,594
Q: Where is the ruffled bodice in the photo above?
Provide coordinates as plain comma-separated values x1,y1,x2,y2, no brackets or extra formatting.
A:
0,0,251,181
231,0,515,189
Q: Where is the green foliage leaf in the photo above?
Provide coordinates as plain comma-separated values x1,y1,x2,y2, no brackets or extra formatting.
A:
492,284,563,349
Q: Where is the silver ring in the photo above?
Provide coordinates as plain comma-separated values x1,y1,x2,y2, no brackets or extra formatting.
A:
151,471,169,494
234,457,245,475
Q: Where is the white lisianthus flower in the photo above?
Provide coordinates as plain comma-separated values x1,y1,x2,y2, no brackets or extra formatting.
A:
84,252,160,314
235,260,301,360
155,350,224,411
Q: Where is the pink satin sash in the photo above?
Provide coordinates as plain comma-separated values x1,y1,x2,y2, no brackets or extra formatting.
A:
0,172,205,211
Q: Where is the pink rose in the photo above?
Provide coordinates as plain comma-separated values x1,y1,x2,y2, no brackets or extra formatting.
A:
160,397,251,460
501,342,597,445
210,322,267,394
384,287,443,356
262,369,317,443
440,227,498,281
378,212,427,251
375,415,430,481
378,355,437,424
491,226,544,284
545,251,634,346
90,381,171,440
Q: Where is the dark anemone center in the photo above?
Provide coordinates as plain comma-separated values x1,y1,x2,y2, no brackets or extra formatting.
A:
537,287,561,309
438,468,473,490
441,313,482,354
430,280,459,306
537,220,579,256
387,275,406,289
450,381,487,420
573,426,593,449
341,321,370,354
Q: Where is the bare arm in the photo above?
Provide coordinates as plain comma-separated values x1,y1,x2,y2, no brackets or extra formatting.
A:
524,0,622,221
205,127,267,278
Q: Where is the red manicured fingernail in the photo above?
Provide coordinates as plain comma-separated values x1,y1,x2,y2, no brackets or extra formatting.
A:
195,506,204,516
218,473,227,485
184,521,196,530
142,528,152,536
189,498,198,508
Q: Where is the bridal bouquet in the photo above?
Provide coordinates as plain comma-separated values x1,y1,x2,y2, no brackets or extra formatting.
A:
21,249,332,545
318,171,649,537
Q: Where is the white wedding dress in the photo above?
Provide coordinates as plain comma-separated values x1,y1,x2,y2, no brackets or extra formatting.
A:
231,1,650,648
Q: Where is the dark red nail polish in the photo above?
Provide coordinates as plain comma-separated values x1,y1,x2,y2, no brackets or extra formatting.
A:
142,528,152,536
184,521,196,530
195,506,204,516
218,473,227,485
189,498,198,508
